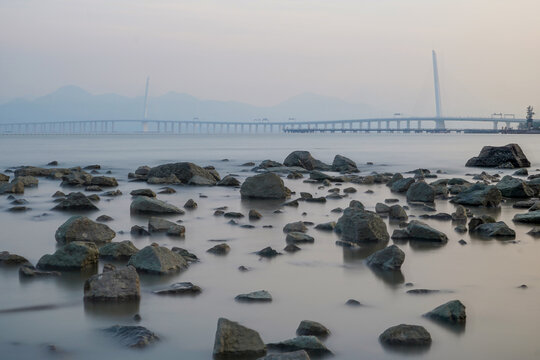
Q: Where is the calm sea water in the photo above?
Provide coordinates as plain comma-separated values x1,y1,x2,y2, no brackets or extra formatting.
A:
0,133,539,360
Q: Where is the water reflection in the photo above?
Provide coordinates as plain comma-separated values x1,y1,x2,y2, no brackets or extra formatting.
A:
341,242,387,263
84,300,140,320
369,267,405,288
424,316,466,335
380,341,432,355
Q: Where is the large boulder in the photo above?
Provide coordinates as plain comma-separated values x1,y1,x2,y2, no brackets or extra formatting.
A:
379,324,432,346
37,242,99,270
55,216,115,244
513,210,540,224
392,221,448,243
53,192,98,211
451,183,502,207
213,318,266,359
332,155,358,173
146,162,219,185
424,300,466,323
465,144,530,168
127,244,187,274
406,181,435,203
84,265,140,302
130,196,184,214
334,207,389,243
391,178,415,193
267,336,332,357
103,325,159,348
470,221,515,238
240,173,290,199
99,241,139,260
495,175,534,198
283,151,330,171
366,245,405,270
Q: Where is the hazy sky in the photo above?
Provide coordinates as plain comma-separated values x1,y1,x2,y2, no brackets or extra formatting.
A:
1,0,539,116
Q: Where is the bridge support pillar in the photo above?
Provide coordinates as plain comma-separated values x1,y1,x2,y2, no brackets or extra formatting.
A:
493,121,498,130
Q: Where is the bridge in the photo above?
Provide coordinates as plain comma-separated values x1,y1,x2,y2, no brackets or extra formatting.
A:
0,116,526,135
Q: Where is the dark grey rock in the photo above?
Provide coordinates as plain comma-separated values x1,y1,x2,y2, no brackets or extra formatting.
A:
296,320,330,337
99,241,139,260
406,181,435,203
267,336,332,357
240,173,290,199
37,242,99,270
153,282,201,295
513,210,540,224
392,221,448,243
466,144,530,168
127,244,188,274
235,290,272,302
146,162,219,185
451,183,502,207
379,324,431,346
130,189,156,197
286,232,314,244
334,206,389,243
52,192,98,211
424,300,466,323
213,318,266,359
55,216,115,244
103,325,159,348
284,151,330,171
366,244,405,270
84,265,140,302
130,196,184,214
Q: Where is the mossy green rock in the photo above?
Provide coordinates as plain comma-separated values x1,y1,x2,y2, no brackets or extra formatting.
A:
55,216,116,244
37,241,99,270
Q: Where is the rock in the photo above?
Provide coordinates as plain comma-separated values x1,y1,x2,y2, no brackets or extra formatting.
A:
258,350,310,360
366,244,405,270
135,165,151,176
466,144,530,168
55,216,115,244
249,209,262,220
15,175,39,187
224,212,244,218
391,178,415,193
8,206,30,212
379,324,432,346
406,181,435,203
99,241,139,260
296,320,330,337
267,336,332,357
240,173,290,199
451,205,468,221
188,175,216,186
0,173,9,182
127,244,188,274
18,264,60,277
455,225,468,233
130,225,150,236
284,244,301,252
96,214,113,222
314,222,335,231
158,187,176,194
84,165,101,170
283,221,308,233
217,175,241,186
332,154,358,172
375,203,390,214
406,289,441,295
130,196,184,214
213,318,266,359
424,300,466,323
103,325,159,348
286,232,314,244
101,190,122,197
147,174,181,184
283,199,299,207
147,162,219,185
254,159,284,170
514,168,529,176
343,187,357,193
0,180,25,194
458,239,468,245
389,205,408,221
471,221,515,237
334,206,389,243
392,221,448,243
513,210,540,224
527,227,540,236
130,189,156,197
496,175,534,198
153,282,201,295
256,246,281,258
61,171,92,186
90,176,118,187
47,161,58,166
242,162,256,167
87,194,100,202
287,172,304,179
451,183,502,207
171,247,199,262
52,191,65,198
84,266,140,302
283,151,330,171
0,251,29,265
235,290,272,302
52,192,98,211
305,196,326,203
207,243,231,255
346,299,362,306
37,242,99,270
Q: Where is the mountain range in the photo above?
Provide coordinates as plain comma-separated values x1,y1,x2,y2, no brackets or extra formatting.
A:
0,86,377,123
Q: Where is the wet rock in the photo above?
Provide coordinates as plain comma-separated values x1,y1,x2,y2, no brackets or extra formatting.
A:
128,244,188,274
235,290,272,302
283,221,308,233
158,187,176,194
471,221,515,237
286,232,314,244
391,178,415,193
52,192,98,211
314,222,335,231
406,181,435,203
90,176,118,187
101,190,122,197
8,206,30,212
466,144,530,168
207,243,231,255
153,282,201,295
496,175,534,198
130,196,184,214
346,299,362,306
52,191,65,198
513,210,540,224
330,207,343,213
526,227,540,236
130,225,150,236
240,173,290,199
267,336,332,357
343,187,357,194
147,174,182,184
217,175,241,187
284,244,301,252
15,175,39,187
0,180,24,194
0,173,9,182
305,196,326,203
146,162,219,185
96,214,113,222
366,244,405,270
332,154,358,173
375,203,390,214
256,247,281,258
379,324,432,346
55,216,115,244
385,198,400,204
514,168,529,176
406,289,441,294
130,189,156,197
334,206,389,243
224,212,244,218
99,241,139,260
171,247,199,262
242,162,256,167
296,320,330,337
389,205,408,221
87,194,100,202
455,225,468,233
258,350,310,360
86,185,102,192
392,221,448,243
249,209,262,220
420,213,452,221
213,318,266,359
284,151,330,171
287,172,304,179
458,239,468,245
451,205,468,221
451,183,502,207
424,300,466,323
37,242,99,270
84,265,140,302
0,251,29,265
238,265,250,272
283,199,299,207
103,325,159,348
18,263,60,277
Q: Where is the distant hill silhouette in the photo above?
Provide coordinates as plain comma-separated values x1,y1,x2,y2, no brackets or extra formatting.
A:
0,86,376,123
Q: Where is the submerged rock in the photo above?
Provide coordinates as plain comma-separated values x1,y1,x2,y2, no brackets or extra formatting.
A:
471,221,515,238
19,264,60,277
240,173,290,199
37,242,99,270
451,183,502,207
235,290,272,302
213,318,267,359
130,189,156,197
286,232,314,244
103,325,159,348
99,241,139,260
55,216,115,244
256,247,281,258
392,221,448,243
267,336,332,357
128,244,188,274
366,245,405,270
153,282,202,295
84,265,140,302
513,210,540,224
465,144,530,168
52,192,98,211
379,324,432,346
258,351,310,360
424,300,466,323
